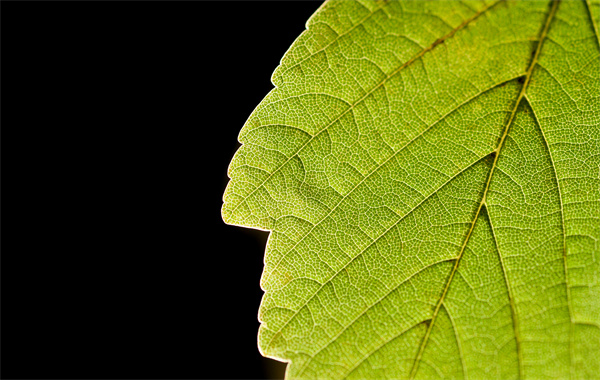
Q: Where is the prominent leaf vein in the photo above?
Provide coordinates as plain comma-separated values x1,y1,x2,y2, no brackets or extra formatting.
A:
228,0,503,216
487,207,523,380
525,94,574,380
265,154,490,353
444,303,467,380
584,0,600,49
408,2,560,378
344,320,426,378
264,75,520,286
296,257,457,377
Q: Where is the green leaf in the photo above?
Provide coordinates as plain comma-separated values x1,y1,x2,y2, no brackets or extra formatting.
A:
222,0,600,378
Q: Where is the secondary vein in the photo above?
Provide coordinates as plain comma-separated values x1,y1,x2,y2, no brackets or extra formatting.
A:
263,75,520,286
525,94,574,380
228,0,503,216
487,207,523,380
408,2,560,378
584,0,600,49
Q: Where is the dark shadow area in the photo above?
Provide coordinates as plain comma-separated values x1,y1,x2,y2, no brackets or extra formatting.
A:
2,1,321,379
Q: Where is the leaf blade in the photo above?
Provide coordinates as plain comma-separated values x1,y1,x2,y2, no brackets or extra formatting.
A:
222,0,600,378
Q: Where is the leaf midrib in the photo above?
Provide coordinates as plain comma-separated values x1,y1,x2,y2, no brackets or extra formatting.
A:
408,2,562,379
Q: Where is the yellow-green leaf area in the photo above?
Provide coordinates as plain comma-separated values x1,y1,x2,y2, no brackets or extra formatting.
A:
222,0,600,378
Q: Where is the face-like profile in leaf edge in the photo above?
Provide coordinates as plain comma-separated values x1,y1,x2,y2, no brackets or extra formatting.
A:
222,0,600,379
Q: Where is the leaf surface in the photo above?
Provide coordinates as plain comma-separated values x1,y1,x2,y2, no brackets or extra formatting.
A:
222,0,600,378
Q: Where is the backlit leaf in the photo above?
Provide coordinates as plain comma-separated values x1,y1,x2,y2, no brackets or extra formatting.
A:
222,0,600,378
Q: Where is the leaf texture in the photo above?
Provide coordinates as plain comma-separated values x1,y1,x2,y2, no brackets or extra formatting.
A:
222,0,600,378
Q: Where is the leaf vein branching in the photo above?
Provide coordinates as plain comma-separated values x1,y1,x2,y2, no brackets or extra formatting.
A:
525,94,574,380
265,155,489,354
408,176,486,380
487,207,523,380
263,75,520,287
227,0,504,216
443,303,467,380
297,257,457,377
408,2,560,378
343,320,427,379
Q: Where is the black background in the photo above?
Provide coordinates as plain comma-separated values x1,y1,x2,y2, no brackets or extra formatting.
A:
2,1,322,379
